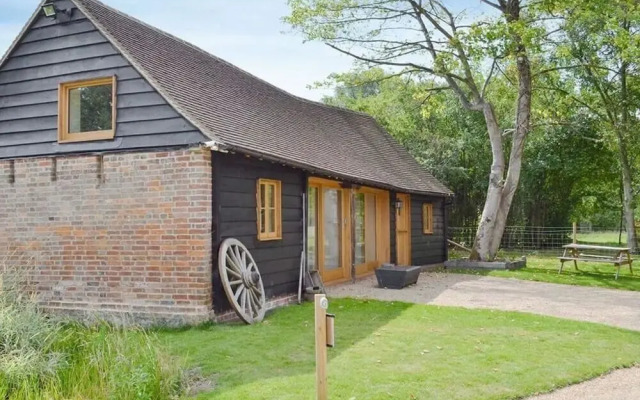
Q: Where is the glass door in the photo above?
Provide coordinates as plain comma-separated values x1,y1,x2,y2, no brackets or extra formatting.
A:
321,188,346,282
307,186,318,271
309,178,390,283
354,192,379,274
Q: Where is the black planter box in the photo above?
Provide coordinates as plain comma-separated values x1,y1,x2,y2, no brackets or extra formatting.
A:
375,264,422,289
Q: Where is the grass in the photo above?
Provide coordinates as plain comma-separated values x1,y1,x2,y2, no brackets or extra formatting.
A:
449,251,640,292
159,298,640,400
0,267,187,400
0,311,186,400
576,230,626,246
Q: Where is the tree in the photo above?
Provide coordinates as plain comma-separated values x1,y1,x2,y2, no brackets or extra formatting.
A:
321,68,492,227
323,68,620,234
541,0,640,251
286,0,542,260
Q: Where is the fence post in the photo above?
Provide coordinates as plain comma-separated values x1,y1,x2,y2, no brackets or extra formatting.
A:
573,222,577,244
315,294,328,400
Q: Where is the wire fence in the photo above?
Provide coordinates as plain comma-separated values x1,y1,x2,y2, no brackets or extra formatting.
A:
448,225,628,254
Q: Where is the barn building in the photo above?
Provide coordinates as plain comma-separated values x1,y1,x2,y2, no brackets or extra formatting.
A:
0,0,452,324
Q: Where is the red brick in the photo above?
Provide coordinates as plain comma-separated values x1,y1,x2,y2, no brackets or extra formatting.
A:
0,148,213,324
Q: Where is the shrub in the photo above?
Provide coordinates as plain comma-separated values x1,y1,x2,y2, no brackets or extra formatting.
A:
0,256,187,400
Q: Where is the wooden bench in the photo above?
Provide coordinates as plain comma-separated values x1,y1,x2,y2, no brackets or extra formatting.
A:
559,243,633,280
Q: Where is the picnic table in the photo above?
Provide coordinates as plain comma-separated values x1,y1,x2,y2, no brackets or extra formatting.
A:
559,243,633,280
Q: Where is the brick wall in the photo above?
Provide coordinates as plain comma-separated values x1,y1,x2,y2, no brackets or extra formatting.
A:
0,147,213,325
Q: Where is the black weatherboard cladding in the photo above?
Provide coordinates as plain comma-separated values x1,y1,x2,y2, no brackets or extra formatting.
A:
212,153,305,313
0,0,206,158
411,195,447,265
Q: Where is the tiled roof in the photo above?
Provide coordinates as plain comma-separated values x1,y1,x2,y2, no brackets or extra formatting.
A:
73,0,452,196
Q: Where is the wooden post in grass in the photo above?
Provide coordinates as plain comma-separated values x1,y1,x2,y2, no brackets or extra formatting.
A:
315,294,328,400
573,222,578,244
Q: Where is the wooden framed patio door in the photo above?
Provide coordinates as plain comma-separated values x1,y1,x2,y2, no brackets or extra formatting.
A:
396,193,411,266
307,180,350,283
354,189,390,276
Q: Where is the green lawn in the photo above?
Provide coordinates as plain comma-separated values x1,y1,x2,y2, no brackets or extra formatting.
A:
159,299,640,399
576,231,626,246
450,253,640,292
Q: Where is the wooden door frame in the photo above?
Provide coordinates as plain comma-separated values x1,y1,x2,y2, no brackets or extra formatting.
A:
308,177,392,283
354,187,390,276
396,193,412,266
309,178,351,283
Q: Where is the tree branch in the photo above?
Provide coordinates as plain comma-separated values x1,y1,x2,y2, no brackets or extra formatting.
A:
482,58,499,98
480,0,503,11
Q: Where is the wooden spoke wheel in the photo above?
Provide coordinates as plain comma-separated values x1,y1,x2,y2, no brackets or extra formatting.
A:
218,238,266,324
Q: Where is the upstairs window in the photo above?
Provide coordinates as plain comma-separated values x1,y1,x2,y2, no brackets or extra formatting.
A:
423,203,434,234
257,179,282,241
58,76,116,143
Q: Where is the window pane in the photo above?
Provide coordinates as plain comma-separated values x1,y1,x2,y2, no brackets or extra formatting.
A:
307,187,318,270
424,204,433,232
260,209,266,234
365,194,377,262
260,183,266,210
427,206,431,228
323,189,342,270
68,84,113,133
266,184,274,208
268,209,276,233
355,193,365,265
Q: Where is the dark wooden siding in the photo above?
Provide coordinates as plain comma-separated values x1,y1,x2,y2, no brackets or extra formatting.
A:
389,192,397,264
410,194,447,265
212,153,305,313
0,0,206,158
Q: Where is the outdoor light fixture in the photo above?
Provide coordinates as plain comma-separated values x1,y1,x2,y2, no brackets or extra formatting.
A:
395,199,404,211
42,1,74,19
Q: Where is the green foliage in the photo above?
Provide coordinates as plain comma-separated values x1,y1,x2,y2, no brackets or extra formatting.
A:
0,273,186,400
0,294,63,394
321,68,621,227
286,0,640,230
537,0,640,227
286,0,546,116
320,68,491,226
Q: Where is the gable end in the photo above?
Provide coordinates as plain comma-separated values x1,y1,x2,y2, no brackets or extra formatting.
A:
0,0,207,159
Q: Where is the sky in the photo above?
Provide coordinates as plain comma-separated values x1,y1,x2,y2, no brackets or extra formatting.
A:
0,0,357,101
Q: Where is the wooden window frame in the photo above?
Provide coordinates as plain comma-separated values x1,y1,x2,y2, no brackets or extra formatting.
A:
58,76,117,143
422,203,434,235
257,179,282,241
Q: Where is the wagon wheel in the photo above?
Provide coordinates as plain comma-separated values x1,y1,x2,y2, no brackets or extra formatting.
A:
218,238,266,324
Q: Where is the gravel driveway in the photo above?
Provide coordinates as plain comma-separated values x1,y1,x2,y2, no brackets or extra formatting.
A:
327,272,640,331
326,272,640,399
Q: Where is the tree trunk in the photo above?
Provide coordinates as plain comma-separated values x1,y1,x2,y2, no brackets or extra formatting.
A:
616,130,637,252
489,53,532,257
470,1,532,261
618,58,637,252
469,103,505,261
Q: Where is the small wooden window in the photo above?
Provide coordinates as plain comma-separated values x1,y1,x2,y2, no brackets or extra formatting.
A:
422,203,434,234
257,179,282,241
58,76,117,143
